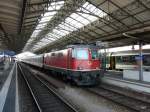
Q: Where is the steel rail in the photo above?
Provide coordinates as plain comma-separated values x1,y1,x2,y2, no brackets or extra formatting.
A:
34,74,79,112
86,87,150,112
17,64,42,112
18,63,78,112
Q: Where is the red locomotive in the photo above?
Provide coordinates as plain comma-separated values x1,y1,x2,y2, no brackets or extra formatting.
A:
23,45,103,85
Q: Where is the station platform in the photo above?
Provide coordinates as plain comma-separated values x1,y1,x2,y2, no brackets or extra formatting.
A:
0,62,14,90
102,70,150,94
105,70,123,79
0,62,16,112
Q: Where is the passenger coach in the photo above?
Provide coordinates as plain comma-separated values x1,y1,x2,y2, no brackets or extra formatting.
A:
104,49,150,71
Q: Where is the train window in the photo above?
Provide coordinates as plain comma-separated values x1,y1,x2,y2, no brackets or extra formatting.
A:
122,56,128,62
116,56,122,63
58,53,63,57
121,55,136,64
91,50,98,59
76,49,88,60
51,53,55,56
130,55,136,63
143,55,150,66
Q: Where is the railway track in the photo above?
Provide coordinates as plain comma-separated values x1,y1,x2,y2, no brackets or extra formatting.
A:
17,63,78,112
87,86,150,112
17,66,39,112
19,63,150,112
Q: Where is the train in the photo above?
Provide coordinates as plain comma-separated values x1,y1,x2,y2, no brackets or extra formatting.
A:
103,49,150,71
22,45,103,86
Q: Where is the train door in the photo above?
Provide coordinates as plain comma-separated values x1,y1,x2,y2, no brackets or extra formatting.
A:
110,56,116,69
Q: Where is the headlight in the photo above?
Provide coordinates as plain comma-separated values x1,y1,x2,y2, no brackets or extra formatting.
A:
96,67,99,69
77,67,83,70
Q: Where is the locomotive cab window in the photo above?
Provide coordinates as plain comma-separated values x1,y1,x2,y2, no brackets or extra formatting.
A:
72,49,76,58
76,49,88,60
91,50,98,59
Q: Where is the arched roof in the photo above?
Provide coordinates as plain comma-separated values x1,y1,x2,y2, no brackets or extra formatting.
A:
0,0,150,53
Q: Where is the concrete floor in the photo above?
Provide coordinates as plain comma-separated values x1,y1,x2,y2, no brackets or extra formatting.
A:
0,62,16,112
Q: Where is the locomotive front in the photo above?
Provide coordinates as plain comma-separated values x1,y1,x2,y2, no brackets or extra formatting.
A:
70,45,102,85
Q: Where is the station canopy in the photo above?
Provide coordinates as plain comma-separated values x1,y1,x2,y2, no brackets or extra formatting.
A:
0,0,150,53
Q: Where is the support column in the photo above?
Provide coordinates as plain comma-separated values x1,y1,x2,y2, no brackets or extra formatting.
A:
139,42,143,81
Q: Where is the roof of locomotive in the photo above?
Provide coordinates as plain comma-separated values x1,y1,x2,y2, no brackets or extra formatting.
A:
46,44,99,53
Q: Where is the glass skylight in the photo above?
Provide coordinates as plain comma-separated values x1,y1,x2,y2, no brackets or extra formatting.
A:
47,33,59,39
31,1,64,38
32,2,107,51
30,30,41,38
23,1,64,51
39,16,54,23
41,37,55,43
36,23,47,30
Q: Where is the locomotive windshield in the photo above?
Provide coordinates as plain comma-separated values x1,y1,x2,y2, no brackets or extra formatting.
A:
72,48,88,60
76,49,88,60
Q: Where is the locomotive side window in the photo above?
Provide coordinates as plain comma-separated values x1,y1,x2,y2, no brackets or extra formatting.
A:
51,53,55,56
76,49,88,60
58,52,63,57
91,50,98,59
